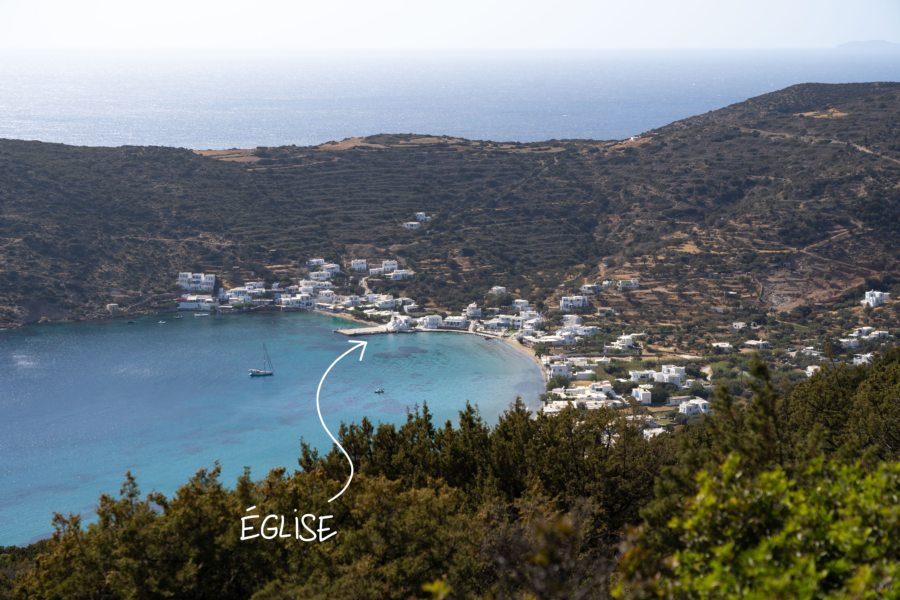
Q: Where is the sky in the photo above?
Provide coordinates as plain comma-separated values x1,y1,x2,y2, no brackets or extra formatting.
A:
0,0,898,51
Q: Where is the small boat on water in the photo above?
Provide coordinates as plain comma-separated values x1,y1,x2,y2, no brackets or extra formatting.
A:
249,344,274,377
194,313,210,317
158,320,166,324
374,388,385,394
174,315,183,320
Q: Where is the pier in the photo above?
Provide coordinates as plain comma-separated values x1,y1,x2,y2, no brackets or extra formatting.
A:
335,325,389,336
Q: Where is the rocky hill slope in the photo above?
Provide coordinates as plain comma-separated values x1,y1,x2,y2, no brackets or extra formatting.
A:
0,82,897,327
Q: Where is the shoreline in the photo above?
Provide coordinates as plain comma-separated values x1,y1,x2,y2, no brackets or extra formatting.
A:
332,323,547,380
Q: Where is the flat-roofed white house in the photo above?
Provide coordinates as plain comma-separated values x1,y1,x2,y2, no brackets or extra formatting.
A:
862,290,889,308
415,212,431,222
466,303,482,318
178,272,216,292
382,260,399,273
560,295,589,311
390,269,415,281
278,293,314,310
350,259,368,272
307,258,325,267
617,279,640,290
513,299,529,311
322,263,341,274
443,315,468,329
580,284,599,294
368,267,384,276
711,341,734,352
419,315,443,329
309,271,331,281
489,286,507,295
744,340,770,349
403,221,422,230
177,294,217,311
732,321,747,330
547,363,572,380
679,397,710,416
373,295,399,310
632,386,652,405
485,314,524,330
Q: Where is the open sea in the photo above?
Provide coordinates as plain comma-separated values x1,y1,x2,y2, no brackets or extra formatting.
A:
0,49,898,148
0,313,544,545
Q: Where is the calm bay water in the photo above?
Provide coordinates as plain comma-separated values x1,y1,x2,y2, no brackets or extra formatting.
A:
1,49,898,148
0,313,543,545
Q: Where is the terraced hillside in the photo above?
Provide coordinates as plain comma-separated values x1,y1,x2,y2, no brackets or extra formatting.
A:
0,82,898,328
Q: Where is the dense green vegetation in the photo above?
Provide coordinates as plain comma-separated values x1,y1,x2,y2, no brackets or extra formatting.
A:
1,83,898,329
2,348,898,598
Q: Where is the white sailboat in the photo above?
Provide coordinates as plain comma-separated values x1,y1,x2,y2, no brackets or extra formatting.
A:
249,344,274,377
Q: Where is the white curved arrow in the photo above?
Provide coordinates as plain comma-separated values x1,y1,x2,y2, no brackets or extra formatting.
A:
316,339,367,502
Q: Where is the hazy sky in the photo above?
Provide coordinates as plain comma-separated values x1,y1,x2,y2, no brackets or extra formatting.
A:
1,0,898,50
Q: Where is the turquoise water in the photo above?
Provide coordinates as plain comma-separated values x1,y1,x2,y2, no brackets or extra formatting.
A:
0,313,543,545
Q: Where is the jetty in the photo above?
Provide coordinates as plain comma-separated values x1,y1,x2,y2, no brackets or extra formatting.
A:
335,325,389,336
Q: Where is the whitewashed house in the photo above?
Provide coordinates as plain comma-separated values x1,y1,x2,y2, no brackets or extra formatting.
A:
547,362,572,380
177,272,216,292
322,263,341,275
679,398,710,416
415,212,431,222
489,286,507,295
466,303,482,318
580,284,599,295
390,269,415,281
278,293,314,310
485,314,524,330
606,333,636,352
617,279,640,290
368,267,385,276
177,294,217,311
350,259,368,272
382,260,399,273
805,365,821,378
419,315,443,329
309,271,331,281
443,316,468,329
632,386,652,405
307,258,325,267
403,221,422,230
862,290,889,308
560,296,589,311
744,340,770,349
655,365,686,386
513,299,530,312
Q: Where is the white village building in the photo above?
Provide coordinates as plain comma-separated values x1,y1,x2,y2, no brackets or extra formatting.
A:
177,272,216,292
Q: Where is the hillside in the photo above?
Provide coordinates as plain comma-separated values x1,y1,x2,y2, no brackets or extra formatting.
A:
0,82,898,330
